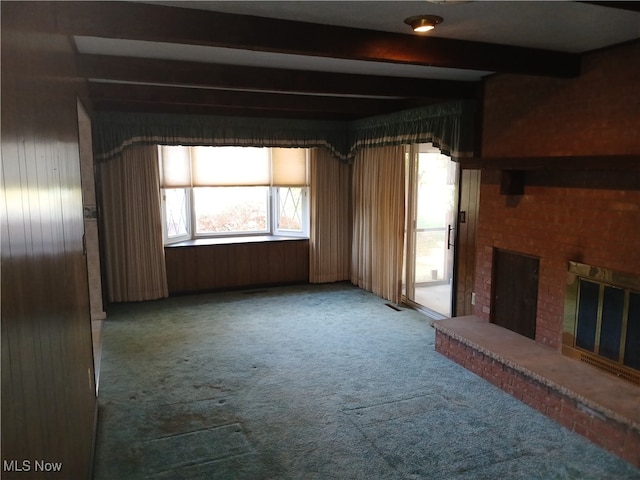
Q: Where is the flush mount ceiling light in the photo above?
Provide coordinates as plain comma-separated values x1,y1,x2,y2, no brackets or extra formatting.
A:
404,15,443,33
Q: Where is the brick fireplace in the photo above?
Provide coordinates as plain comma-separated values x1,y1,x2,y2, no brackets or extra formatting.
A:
473,171,640,350
436,41,640,466
474,40,640,350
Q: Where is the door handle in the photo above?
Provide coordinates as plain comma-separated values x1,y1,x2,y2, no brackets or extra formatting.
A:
447,224,455,250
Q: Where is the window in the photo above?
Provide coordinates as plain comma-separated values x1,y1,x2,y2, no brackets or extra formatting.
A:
159,146,309,244
163,187,191,242
193,186,270,235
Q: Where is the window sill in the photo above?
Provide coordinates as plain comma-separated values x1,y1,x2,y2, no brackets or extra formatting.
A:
165,235,308,248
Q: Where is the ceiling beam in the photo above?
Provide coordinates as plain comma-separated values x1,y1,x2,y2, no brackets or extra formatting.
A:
582,2,640,13
90,101,367,121
87,83,361,113
77,54,478,99
87,82,417,117
53,1,580,78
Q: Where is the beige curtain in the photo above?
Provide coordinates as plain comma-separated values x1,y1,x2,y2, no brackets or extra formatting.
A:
100,145,168,302
351,145,406,303
309,148,352,283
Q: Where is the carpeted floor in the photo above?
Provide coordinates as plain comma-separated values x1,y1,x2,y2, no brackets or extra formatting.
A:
92,283,640,479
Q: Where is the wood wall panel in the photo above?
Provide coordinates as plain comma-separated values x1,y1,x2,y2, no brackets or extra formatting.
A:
165,240,310,295
1,3,96,479
455,169,481,316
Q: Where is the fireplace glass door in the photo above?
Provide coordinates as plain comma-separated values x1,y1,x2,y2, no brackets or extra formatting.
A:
575,278,639,369
563,261,640,383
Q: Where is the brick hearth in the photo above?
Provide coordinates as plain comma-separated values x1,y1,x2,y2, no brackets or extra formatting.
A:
433,316,640,468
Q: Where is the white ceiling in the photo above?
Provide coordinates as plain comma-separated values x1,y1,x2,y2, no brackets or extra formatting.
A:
76,1,640,83
143,1,639,52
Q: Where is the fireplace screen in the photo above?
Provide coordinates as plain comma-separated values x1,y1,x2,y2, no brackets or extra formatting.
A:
563,261,640,383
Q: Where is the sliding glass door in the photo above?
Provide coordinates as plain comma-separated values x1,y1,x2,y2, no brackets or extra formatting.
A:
404,144,459,318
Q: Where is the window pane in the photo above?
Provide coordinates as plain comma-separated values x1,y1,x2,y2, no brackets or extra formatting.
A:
160,146,191,188
624,292,640,370
277,187,303,231
272,148,308,186
194,187,268,234
165,188,189,237
599,285,624,361
576,279,599,352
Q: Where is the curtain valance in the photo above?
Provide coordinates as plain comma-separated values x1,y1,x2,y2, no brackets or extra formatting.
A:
93,112,350,163
347,101,475,160
92,101,475,163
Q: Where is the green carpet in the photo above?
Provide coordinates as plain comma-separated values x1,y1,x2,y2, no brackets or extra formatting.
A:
93,283,640,479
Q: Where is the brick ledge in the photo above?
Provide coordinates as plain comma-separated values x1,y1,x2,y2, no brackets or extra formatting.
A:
431,316,640,434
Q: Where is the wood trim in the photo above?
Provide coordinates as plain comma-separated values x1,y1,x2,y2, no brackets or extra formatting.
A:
458,155,640,171
582,1,640,13
455,169,481,316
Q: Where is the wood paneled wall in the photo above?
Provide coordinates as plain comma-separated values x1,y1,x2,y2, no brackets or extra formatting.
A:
165,239,310,295
1,3,97,479
454,169,481,316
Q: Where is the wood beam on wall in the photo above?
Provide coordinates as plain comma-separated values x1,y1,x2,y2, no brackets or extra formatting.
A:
582,1,640,13
458,155,640,171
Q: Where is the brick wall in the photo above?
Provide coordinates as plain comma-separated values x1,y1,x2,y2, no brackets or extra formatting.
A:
474,42,640,349
435,331,640,467
482,42,640,157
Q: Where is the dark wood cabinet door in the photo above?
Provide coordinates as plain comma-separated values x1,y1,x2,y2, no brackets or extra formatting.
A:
491,249,539,339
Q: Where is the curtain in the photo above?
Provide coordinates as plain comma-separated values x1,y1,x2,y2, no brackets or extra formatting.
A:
100,145,168,302
309,148,352,283
351,145,406,303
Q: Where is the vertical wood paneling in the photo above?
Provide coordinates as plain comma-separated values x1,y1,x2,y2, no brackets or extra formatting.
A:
1,3,96,479
255,243,271,285
78,100,106,322
455,169,481,316
164,240,309,295
268,242,286,281
234,243,253,286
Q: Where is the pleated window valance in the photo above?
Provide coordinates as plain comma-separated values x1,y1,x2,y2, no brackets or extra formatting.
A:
93,100,475,164
159,145,309,188
347,101,475,160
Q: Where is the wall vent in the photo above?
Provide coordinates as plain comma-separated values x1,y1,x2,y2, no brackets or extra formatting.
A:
579,352,640,386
